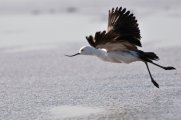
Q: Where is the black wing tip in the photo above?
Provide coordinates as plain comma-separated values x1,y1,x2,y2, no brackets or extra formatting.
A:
110,7,125,12
109,6,141,45
86,35,93,40
86,35,96,47
109,6,138,26
109,6,135,18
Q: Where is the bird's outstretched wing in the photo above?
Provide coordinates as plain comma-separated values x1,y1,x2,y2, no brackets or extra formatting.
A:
86,7,141,51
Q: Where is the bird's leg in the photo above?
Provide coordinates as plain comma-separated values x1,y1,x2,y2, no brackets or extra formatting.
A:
145,62,159,88
149,62,176,70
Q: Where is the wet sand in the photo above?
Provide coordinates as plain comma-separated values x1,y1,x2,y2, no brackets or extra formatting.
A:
0,43,180,120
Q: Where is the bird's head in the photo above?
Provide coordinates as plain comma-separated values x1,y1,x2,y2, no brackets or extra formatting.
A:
65,46,95,57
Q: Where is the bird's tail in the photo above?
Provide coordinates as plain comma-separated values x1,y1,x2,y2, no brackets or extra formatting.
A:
144,52,159,61
138,50,159,62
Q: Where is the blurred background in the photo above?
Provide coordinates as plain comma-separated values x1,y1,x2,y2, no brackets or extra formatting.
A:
0,0,181,120
0,0,181,52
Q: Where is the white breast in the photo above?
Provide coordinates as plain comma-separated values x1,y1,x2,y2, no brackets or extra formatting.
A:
95,49,141,64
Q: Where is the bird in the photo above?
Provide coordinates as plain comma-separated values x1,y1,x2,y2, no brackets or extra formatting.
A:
66,7,176,88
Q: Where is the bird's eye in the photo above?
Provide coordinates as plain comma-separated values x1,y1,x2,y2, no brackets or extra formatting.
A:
81,49,84,52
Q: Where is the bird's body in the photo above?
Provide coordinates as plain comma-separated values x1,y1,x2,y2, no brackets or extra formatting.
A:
66,7,176,88
105,50,140,63
82,46,140,63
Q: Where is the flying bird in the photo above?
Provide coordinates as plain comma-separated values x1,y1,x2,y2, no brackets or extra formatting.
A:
66,7,175,88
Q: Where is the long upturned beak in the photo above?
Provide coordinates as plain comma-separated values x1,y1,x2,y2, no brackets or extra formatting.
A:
65,53,80,57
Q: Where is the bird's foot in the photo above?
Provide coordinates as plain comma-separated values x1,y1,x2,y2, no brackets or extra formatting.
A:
164,66,176,70
151,79,159,88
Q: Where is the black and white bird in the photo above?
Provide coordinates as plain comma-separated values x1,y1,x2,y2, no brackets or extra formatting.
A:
66,7,175,88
